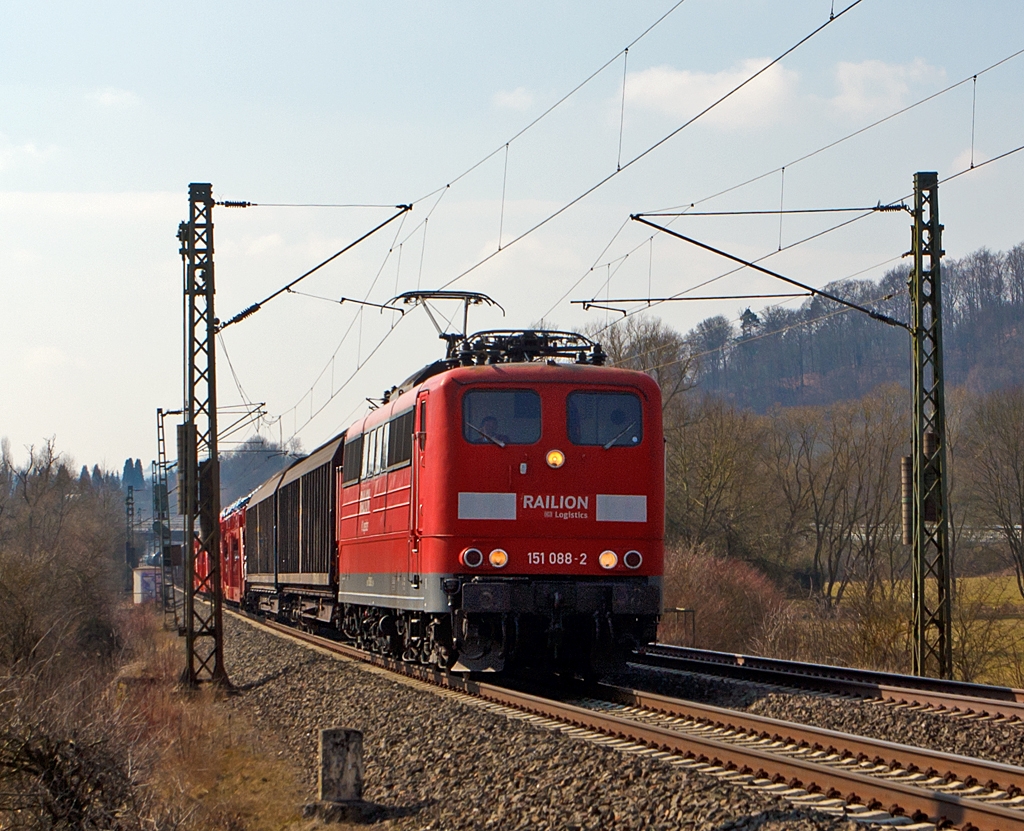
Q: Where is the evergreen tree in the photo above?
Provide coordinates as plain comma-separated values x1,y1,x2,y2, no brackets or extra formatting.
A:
134,459,144,489
739,308,761,340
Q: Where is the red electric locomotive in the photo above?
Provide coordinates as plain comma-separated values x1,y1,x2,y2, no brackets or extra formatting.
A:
235,327,663,675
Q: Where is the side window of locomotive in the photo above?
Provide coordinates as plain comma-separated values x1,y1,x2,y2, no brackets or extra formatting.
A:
463,390,541,445
361,423,390,478
566,392,643,447
386,409,414,469
376,422,390,474
360,428,375,480
342,434,363,485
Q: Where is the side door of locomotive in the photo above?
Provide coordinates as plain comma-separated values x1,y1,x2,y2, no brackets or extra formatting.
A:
408,390,428,588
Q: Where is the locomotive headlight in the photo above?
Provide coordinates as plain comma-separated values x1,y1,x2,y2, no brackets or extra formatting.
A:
488,548,509,568
545,449,565,469
461,547,483,568
599,549,618,569
623,550,643,569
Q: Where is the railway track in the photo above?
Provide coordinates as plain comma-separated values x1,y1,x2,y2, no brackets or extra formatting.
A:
239,612,1024,831
637,644,1024,722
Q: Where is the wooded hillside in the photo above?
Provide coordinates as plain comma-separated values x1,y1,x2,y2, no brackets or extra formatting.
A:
687,241,1024,409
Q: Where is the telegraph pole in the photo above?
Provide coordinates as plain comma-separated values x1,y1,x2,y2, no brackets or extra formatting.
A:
909,171,953,679
178,183,229,687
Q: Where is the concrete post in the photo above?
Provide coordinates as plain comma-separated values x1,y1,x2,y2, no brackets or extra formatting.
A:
318,728,364,803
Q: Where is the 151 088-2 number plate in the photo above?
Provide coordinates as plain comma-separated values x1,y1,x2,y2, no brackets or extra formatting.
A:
527,551,587,566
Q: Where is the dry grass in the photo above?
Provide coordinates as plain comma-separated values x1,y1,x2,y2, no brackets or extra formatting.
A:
117,608,311,831
757,573,1024,685
660,549,1024,687
955,571,1024,612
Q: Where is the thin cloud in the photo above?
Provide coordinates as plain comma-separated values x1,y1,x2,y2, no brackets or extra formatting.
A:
0,134,51,172
86,87,140,108
492,87,535,112
624,59,799,130
245,233,286,256
830,58,944,118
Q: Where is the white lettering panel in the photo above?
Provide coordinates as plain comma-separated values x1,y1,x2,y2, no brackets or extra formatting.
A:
458,492,517,520
596,494,647,523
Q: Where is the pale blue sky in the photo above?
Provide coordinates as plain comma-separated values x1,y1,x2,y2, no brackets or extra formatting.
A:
2,1,1022,469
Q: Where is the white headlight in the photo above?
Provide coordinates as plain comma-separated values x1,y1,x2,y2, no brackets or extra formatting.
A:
461,548,483,568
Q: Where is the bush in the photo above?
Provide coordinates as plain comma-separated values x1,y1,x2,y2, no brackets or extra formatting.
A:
659,544,786,653
0,442,307,829
752,591,912,672
0,615,158,829
0,440,124,673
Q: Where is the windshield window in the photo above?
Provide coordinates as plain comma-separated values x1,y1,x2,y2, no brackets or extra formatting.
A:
463,390,541,445
567,392,642,447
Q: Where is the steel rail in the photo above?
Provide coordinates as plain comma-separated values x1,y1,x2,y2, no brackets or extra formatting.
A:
640,644,1024,720
595,682,1024,796
239,614,1024,831
479,687,1024,831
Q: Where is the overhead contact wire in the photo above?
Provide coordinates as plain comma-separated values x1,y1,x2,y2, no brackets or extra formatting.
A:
632,216,908,329
942,141,1024,184
218,205,411,331
971,75,978,169
576,47,1024,332
541,217,632,319
643,45,1024,215
290,317,408,442
593,208,877,327
618,48,629,171
438,0,866,291
399,185,448,247
411,0,692,205
499,144,509,251
777,168,786,250
605,138,1024,332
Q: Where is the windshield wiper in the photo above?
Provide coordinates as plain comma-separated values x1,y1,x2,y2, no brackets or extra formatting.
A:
602,421,637,450
466,422,506,448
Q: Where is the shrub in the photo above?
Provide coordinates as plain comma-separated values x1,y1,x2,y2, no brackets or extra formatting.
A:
660,544,786,653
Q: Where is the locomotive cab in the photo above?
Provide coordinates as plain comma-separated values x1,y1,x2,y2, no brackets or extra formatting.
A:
421,360,663,672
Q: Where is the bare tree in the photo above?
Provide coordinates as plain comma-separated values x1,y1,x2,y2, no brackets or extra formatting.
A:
963,386,1024,599
0,441,123,669
758,407,815,571
801,405,859,605
1007,242,1024,307
845,388,906,602
664,397,764,554
0,438,13,546
586,314,695,411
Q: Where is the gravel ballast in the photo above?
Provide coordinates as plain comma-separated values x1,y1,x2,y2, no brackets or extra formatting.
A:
223,616,858,830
